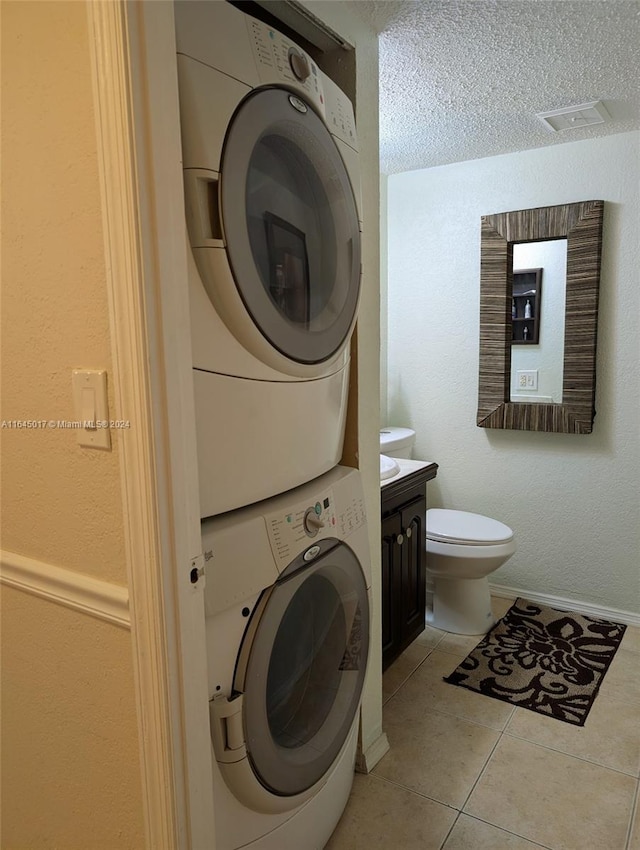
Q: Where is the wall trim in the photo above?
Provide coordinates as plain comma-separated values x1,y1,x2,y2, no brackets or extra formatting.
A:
490,583,640,627
355,730,390,774
0,550,129,629
87,3,183,848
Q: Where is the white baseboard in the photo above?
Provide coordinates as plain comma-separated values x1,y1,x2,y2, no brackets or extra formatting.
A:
355,731,390,774
489,582,640,628
0,549,130,628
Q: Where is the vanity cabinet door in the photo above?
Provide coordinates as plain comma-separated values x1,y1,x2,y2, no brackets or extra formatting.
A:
381,511,401,667
400,497,427,648
381,493,427,671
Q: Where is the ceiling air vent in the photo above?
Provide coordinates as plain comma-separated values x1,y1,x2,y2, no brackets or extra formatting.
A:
536,101,610,132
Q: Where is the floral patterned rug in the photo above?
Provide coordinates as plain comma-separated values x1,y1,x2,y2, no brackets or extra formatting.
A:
444,598,627,726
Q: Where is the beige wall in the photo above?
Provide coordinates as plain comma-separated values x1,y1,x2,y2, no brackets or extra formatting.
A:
1,0,125,582
1,3,145,846
1,587,145,850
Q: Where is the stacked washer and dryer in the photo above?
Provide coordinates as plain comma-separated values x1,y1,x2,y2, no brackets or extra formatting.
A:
174,2,370,847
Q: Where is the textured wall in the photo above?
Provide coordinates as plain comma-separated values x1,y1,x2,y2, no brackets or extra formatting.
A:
386,132,640,614
353,0,640,173
1,4,145,847
1,0,126,583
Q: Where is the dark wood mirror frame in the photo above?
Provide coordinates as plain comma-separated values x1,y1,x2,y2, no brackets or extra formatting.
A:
477,200,604,434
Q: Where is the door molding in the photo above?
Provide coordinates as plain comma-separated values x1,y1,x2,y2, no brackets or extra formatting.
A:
87,2,214,848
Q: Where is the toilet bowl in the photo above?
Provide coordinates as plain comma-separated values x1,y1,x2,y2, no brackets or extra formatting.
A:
426,509,516,635
380,427,415,459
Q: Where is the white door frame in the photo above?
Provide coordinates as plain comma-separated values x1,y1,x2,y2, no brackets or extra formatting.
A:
87,2,215,847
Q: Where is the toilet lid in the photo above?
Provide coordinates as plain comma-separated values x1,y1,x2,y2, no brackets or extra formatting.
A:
426,509,514,546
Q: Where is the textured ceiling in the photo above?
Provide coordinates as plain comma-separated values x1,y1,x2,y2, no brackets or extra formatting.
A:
348,0,640,173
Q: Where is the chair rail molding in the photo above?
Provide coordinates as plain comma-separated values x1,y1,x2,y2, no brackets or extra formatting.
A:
0,550,130,628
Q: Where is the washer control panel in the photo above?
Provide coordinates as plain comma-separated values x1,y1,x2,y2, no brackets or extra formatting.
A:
265,485,366,572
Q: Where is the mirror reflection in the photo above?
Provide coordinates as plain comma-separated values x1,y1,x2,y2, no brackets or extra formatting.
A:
510,239,567,404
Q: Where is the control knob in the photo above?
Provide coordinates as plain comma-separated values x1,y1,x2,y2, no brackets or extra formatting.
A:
288,48,310,82
303,507,325,537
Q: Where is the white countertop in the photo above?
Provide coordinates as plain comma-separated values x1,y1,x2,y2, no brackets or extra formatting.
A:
380,458,436,488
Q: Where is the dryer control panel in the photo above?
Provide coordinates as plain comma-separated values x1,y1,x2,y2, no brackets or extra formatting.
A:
245,17,357,151
247,18,325,108
265,485,366,572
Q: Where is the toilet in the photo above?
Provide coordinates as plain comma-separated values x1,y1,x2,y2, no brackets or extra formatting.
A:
426,509,516,635
379,427,416,458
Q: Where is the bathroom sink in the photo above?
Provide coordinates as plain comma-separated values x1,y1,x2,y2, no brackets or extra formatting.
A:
380,454,400,481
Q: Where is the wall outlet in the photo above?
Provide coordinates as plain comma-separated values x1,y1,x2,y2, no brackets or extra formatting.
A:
516,370,538,390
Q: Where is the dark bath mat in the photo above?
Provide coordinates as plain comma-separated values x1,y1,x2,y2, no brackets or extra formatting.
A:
444,597,627,726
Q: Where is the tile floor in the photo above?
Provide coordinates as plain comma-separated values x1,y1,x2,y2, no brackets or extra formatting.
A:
327,597,640,850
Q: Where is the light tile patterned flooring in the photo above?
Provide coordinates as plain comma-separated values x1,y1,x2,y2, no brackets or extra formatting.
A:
327,598,640,850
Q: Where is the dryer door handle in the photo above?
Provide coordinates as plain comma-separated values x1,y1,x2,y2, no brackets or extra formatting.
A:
210,693,246,763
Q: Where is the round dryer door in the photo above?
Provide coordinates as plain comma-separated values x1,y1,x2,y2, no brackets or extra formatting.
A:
235,539,369,797
220,88,362,364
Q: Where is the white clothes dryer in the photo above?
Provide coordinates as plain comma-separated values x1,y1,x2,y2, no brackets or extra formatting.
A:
201,466,371,849
174,1,363,517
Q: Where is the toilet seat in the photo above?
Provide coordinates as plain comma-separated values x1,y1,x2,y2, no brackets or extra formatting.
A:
426,509,514,546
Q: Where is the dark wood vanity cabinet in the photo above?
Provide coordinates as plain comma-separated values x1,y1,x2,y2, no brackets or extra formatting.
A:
381,464,438,671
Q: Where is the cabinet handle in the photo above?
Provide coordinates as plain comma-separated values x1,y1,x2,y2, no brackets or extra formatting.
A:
405,527,412,539
395,533,404,546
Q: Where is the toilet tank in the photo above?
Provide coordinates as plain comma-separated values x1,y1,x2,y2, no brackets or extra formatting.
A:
379,427,416,459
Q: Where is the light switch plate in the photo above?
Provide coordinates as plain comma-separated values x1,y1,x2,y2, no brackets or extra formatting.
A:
71,369,111,450
516,370,539,390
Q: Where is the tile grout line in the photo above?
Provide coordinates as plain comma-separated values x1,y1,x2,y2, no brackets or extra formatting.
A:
437,810,462,850
457,709,512,813
383,643,442,703
501,729,640,780
625,778,639,850
458,812,556,850
366,770,460,813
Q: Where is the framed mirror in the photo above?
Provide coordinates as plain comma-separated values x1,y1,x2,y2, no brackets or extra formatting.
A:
477,200,604,434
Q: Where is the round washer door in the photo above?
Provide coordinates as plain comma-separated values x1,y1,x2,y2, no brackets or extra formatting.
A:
220,88,361,365
235,540,369,797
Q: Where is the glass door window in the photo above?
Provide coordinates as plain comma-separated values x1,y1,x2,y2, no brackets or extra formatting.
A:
235,541,369,796
220,88,361,364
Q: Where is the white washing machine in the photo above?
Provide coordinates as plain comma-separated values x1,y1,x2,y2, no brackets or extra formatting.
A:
174,1,363,518
201,466,371,849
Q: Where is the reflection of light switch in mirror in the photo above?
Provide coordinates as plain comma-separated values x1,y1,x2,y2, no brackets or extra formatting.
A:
517,370,538,390
71,369,111,450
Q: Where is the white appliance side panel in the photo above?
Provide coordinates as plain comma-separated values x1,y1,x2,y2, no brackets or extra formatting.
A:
177,56,250,173
332,136,363,226
201,514,276,617
194,367,349,518
174,0,261,87
322,73,358,152
204,600,262,693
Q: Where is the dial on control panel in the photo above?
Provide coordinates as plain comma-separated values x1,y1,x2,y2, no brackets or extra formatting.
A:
288,47,310,82
303,506,325,537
